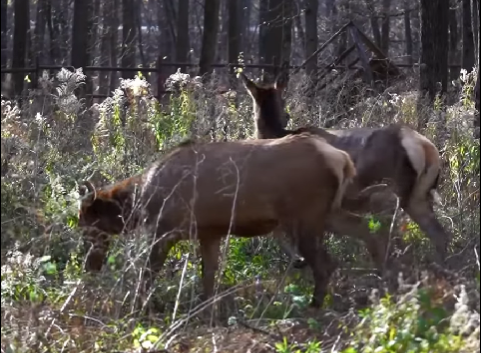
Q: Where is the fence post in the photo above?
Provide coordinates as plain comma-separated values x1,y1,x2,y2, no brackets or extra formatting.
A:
156,55,165,102
32,56,39,90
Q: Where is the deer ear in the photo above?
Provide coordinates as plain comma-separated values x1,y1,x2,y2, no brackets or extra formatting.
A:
239,72,258,97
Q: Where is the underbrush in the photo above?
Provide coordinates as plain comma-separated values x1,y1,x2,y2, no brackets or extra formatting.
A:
1,67,479,352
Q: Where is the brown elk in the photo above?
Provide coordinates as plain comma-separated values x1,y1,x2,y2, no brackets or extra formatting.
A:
78,134,356,308
240,72,450,271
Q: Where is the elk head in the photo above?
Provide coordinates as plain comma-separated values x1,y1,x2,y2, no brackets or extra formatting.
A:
239,71,290,133
78,180,125,272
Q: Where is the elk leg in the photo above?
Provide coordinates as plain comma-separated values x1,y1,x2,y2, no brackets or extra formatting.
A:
405,201,449,264
199,236,221,301
327,210,391,273
299,238,337,308
271,228,305,266
145,236,178,293
294,221,337,308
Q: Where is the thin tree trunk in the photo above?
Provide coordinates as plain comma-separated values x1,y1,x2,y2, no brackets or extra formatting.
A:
418,0,449,128
293,4,305,57
34,0,47,64
71,0,91,68
99,0,112,95
175,0,189,66
304,0,318,76
136,2,146,67
474,66,479,138
228,0,239,67
263,0,284,77
71,0,94,104
45,0,59,64
109,0,119,92
122,0,136,78
258,0,269,65
366,0,381,47
91,0,101,64
1,0,8,80
281,0,293,67
12,0,29,96
237,0,245,55
241,0,252,58
198,0,221,76
449,4,460,80
462,0,475,71
59,0,70,63
380,0,391,55
471,0,479,64
404,1,413,65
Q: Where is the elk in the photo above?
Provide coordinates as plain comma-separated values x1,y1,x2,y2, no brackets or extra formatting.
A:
77,134,356,308
240,72,450,271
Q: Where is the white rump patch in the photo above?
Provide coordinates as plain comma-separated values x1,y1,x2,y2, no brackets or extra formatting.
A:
400,128,426,178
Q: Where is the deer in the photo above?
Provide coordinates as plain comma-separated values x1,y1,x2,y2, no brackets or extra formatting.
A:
77,134,356,308
239,72,450,274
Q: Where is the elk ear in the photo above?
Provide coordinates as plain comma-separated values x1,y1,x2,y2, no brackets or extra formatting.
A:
239,72,258,97
79,180,97,206
274,71,288,91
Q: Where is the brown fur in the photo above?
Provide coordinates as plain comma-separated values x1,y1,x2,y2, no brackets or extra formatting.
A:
77,134,355,308
240,72,450,269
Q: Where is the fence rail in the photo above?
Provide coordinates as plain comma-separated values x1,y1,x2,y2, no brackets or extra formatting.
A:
1,61,463,100
0,61,464,74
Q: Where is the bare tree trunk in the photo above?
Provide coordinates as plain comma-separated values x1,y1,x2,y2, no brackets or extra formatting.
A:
228,0,239,67
304,0,318,77
418,0,449,128
156,1,175,89
1,0,8,80
404,1,413,65
91,0,101,64
71,0,94,104
471,0,479,64
163,0,177,46
122,0,136,78
462,0,475,71
12,0,29,96
198,0,220,76
33,0,47,64
59,0,70,63
474,66,479,138
71,0,92,68
136,2,146,67
260,0,285,77
366,0,381,48
175,0,190,66
293,3,305,56
258,0,269,65
45,0,59,64
281,0,293,68
380,0,391,55
449,3,460,80
241,0,252,58
99,0,112,95
109,0,119,92
337,0,349,57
